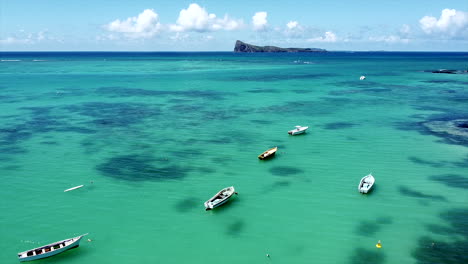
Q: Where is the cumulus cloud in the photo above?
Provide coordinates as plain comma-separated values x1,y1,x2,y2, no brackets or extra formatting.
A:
106,9,161,38
369,35,409,43
0,30,52,45
307,31,337,42
400,24,411,35
283,21,306,38
169,3,242,32
287,21,298,30
419,9,468,38
252,12,268,31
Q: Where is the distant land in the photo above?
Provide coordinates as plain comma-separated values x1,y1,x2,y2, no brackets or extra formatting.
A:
234,40,327,53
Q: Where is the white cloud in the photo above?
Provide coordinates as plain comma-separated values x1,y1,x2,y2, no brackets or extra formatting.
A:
419,9,468,38
287,21,298,30
307,31,337,42
252,12,268,31
400,24,411,35
0,30,51,45
106,9,161,38
0,37,28,44
169,32,190,41
369,35,409,43
169,3,242,32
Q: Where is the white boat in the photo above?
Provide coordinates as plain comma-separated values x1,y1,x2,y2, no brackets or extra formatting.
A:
18,234,87,262
64,185,84,192
360,75,366,80
258,147,278,160
358,173,375,193
204,186,237,211
288,126,309,135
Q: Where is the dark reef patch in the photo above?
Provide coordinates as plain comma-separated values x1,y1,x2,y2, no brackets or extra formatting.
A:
421,79,468,86
2,165,21,171
96,154,189,181
408,156,446,168
398,186,446,201
226,219,245,237
250,119,273,125
292,89,314,94
323,122,356,130
350,247,386,264
96,87,232,100
269,166,303,176
246,88,281,93
420,118,468,146
328,88,391,96
429,174,468,189
175,197,199,213
65,102,161,128
425,69,467,74
256,100,343,116
229,72,337,82
355,221,381,236
354,216,393,237
40,141,59,145
411,208,468,264
272,180,291,188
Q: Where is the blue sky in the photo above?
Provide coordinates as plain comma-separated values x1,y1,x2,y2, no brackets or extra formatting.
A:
1,0,467,51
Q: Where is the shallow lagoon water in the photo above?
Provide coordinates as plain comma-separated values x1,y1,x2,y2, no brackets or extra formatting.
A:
0,52,467,264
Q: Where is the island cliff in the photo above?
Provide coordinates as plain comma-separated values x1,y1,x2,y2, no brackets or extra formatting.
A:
234,40,326,53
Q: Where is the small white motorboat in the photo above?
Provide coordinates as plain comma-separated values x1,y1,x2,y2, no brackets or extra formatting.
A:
258,147,278,160
204,186,237,211
358,173,375,193
18,234,87,262
288,126,309,135
360,75,366,80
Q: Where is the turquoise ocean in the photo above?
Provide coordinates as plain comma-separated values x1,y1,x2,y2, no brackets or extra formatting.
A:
0,52,467,264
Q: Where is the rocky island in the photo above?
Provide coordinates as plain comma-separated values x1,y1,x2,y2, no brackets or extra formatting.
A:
234,40,326,53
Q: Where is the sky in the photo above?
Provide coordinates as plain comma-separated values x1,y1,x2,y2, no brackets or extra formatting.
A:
0,0,467,51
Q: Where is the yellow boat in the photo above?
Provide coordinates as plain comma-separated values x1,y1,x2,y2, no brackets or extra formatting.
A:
258,147,277,160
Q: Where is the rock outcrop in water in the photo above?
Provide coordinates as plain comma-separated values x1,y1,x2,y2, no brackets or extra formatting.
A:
234,40,326,53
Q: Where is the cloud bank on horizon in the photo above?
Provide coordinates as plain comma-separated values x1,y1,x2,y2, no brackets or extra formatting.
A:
1,2,467,51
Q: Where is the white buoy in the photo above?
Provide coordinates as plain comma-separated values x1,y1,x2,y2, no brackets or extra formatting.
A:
64,185,84,192
360,75,366,80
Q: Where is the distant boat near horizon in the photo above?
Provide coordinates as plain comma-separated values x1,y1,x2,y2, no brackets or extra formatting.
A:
17,234,87,262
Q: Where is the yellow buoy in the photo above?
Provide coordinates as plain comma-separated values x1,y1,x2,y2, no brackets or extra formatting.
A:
376,240,382,248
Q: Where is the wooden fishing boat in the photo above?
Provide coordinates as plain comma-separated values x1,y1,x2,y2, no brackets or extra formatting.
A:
17,234,87,262
288,126,309,135
204,186,236,211
258,147,277,160
358,173,375,193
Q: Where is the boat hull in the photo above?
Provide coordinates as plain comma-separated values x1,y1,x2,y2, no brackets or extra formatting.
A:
358,174,375,194
288,126,308,135
204,186,235,210
18,235,85,262
205,197,231,210
258,147,277,160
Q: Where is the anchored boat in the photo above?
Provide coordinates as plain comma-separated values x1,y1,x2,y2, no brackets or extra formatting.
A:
17,234,87,262
258,147,277,160
288,126,309,135
358,173,375,193
204,186,236,210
